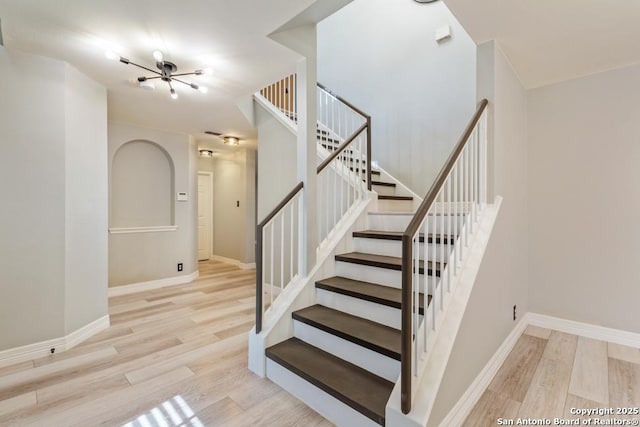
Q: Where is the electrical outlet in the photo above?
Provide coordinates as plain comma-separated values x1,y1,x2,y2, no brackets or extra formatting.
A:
236,200,240,207
513,305,517,321
177,263,183,272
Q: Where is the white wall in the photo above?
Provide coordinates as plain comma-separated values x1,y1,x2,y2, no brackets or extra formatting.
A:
0,47,108,350
255,102,298,222
111,141,174,227
528,62,640,333
245,150,257,263
317,0,477,196
64,64,109,334
108,123,198,287
428,41,529,424
213,149,256,264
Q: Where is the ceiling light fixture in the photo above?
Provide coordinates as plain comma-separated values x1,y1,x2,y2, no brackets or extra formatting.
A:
199,149,214,158
223,136,240,146
106,50,210,99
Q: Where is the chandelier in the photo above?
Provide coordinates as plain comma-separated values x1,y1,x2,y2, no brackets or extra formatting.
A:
106,50,212,99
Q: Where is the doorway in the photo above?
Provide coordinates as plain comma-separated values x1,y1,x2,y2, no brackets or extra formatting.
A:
197,172,213,261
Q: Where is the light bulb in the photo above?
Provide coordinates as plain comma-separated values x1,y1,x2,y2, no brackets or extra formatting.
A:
153,50,164,62
199,86,209,94
105,50,119,61
170,89,178,100
203,67,214,76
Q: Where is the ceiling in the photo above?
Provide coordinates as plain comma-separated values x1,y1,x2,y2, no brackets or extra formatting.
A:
444,0,640,89
0,0,317,150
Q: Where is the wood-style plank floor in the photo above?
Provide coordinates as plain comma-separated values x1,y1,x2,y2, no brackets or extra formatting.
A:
464,325,640,426
0,260,332,427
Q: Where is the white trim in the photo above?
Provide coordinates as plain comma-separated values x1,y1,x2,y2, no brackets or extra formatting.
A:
108,225,178,234
527,313,640,348
438,313,530,427
108,271,199,297
440,312,640,426
211,255,255,270
0,315,110,368
65,315,111,350
197,171,214,260
253,93,297,135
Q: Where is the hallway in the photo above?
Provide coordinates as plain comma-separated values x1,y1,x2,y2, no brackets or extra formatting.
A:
0,261,330,426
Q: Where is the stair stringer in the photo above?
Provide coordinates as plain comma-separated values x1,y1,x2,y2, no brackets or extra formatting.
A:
385,197,503,427
372,164,423,211
248,190,376,377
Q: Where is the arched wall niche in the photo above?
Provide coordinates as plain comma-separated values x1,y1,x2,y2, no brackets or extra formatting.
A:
111,140,175,228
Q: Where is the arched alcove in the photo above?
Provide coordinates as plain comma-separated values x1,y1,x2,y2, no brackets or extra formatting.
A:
111,140,175,228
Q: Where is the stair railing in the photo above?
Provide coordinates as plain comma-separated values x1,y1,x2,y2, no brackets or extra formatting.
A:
254,77,373,332
316,83,372,248
255,182,304,333
259,74,297,122
400,99,488,413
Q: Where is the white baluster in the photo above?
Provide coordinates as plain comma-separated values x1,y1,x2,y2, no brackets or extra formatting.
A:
280,214,284,291
270,223,274,307
411,233,420,373
423,219,428,353
447,176,452,291
290,201,294,282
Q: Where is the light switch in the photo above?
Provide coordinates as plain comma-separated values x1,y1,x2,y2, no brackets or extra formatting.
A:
176,192,188,202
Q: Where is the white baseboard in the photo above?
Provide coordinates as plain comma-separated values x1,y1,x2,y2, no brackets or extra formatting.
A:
65,315,111,350
108,271,199,297
527,313,640,348
440,312,640,426
438,314,530,427
211,255,255,270
0,315,110,368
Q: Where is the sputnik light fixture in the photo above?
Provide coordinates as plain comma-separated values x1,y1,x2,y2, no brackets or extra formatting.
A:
105,49,213,99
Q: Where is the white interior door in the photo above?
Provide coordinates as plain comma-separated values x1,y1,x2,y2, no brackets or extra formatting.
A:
197,173,213,261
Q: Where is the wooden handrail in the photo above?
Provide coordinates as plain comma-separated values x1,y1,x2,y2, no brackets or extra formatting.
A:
317,82,371,120
255,181,304,333
400,99,488,414
316,123,368,174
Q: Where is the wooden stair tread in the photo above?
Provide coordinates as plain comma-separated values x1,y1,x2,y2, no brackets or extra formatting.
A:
266,337,393,425
371,181,396,187
378,195,413,201
335,252,443,276
316,276,429,314
353,230,456,244
293,305,401,360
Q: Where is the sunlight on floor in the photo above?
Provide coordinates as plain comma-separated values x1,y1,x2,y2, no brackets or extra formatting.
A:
121,395,203,427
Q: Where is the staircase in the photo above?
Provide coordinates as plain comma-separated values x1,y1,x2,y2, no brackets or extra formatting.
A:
264,179,457,425
253,76,489,426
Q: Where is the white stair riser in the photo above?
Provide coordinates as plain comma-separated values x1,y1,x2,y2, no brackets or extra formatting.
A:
316,288,401,329
372,184,396,197
336,261,402,288
368,213,466,233
353,238,451,261
376,199,414,212
293,320,400,382
336,260,444,289
266,359,380,427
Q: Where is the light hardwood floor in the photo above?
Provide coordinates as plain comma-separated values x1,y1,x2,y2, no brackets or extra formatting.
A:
464,325,640,426
0,261,332,427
